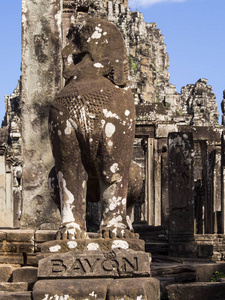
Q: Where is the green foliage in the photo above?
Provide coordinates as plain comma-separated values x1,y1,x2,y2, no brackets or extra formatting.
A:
211,271,225,282
129,56,137,71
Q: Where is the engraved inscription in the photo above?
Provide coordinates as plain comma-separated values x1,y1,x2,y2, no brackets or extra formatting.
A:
38,250,150,278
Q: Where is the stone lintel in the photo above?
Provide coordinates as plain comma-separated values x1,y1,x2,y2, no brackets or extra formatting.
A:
38,249,151,279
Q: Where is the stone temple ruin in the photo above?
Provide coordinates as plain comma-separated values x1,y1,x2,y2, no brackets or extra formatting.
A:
1,0,225,299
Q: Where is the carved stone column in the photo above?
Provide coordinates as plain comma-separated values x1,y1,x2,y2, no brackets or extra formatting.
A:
168,132,197,257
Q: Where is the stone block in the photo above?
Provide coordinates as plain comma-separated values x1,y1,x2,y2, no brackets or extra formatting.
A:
0,232,6,242
41,238,145,253
197,244,213,258
26,254,38,266
0,242,34,253
166,282,225,300
195,263,225,282
5,230,35,243
12,267,38,284
32,279,113,300
38,249,150,279
0,253,23,264
0,291,32,299
107,277,160,300
0,282,28,292
0,265,13,282
34,230,57,243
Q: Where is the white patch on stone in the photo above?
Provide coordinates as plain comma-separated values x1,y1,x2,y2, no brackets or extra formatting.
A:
115,85,119,88
124,86,129,90
82,181,86,189
95,42,98,45
137,296,144,300
101,119,106,128
109,196,122,211
87,37,91,43
67,54,73,65
112,240,129,250
115,59,119,63
73,76,77,80
110,163,119,173
94,62,104,68
125,110,130,116
89,138,93,143
87,243,100,251
108,140,113,147
126,215,133,231
105,123,115,138
55,10,62,33
91,27,102,39
100,89,103,92
49,245,61,252
57,171,77,226
58,130,62,136
59,111,63,115
107,215,126,228
122,198,126,205
64,120,72,135
89,291,98,298
103,109,120,119
67,241,77,249
103,32,107,35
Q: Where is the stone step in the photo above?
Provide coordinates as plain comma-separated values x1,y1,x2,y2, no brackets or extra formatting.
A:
0,282,28,292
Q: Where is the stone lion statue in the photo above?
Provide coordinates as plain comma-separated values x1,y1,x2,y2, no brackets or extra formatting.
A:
49,15,142,240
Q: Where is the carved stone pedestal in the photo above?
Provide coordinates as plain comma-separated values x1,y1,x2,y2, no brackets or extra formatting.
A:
32,240,160,300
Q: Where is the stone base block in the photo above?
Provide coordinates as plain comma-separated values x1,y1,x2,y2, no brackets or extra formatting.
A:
40,237,145,253
166,282,225,300
33,278,160,300
12,266,38,283
0,265,13,282
0,252,24,264
32,279,113,300
0,282,28,292
107,278,160,300
38,249,150,278
0,291,32,299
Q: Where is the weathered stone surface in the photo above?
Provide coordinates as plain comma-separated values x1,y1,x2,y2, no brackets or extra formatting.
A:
195,263,225,282
0,232,6,242
26,254,38,267
20,0,62,229
0,253,23,264
166,282,225,300
32,278,113,300
0,282,28,292
35,230,57,242
0,291,32,300
12,267,38,284
0,242,34,253
5,230,35,243
38,249,150,278
40,238,145,253
107,277,160,300
0,265,13,282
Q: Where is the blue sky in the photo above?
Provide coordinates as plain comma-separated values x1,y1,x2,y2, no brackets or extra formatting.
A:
0,0,225,124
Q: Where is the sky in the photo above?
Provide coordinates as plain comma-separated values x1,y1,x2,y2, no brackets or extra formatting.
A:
0,0,225,124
